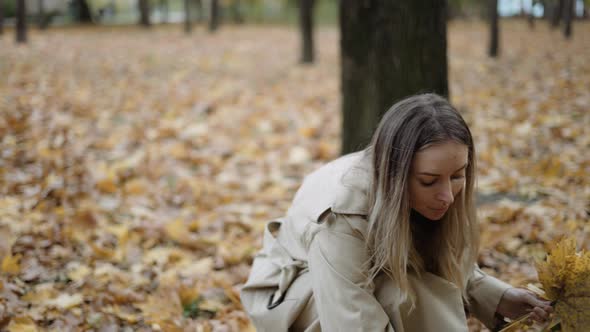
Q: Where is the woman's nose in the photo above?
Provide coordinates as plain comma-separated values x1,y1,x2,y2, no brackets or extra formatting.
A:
436,181,454,204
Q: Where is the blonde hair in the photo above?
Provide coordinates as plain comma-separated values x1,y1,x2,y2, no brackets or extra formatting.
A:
364,93,479,307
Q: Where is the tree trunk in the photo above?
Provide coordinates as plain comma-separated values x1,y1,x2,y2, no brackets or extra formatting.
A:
551,0,564,27
230,0,244,23
75,0,92,23
160,0,169,23
209,0,219,32
16,0,27,43
0,0,4,36
139,0,151,27
184,0,191,33
489,0,499,57
299,0,315,63
196,0,204,22
38,0,48,29
563,0,573,37
340,0,448,154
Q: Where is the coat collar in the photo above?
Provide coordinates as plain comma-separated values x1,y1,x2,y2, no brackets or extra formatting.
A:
288,151,372,223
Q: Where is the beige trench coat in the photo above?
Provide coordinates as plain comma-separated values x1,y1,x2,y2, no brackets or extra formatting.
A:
241,152,511,331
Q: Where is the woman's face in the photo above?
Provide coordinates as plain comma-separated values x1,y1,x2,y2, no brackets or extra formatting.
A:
408,141,468,221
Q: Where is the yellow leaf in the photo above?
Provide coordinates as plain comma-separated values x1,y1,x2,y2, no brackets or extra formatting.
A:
96,177,118,194
7,316,38,332
2,254,21,275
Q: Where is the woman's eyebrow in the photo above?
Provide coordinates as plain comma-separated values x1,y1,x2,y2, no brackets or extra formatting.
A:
418,163,468,176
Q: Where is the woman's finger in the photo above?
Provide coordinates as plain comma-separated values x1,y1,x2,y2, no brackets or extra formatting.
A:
529,312,544,323
525,291,552,308
533,306,549,321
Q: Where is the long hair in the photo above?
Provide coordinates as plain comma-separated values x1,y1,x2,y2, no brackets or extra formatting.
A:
364,93,479,307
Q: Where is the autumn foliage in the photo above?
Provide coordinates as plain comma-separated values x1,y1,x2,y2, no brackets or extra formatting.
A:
0,21,589,331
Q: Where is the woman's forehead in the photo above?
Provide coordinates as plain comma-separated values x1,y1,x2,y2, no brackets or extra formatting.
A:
412,142,468,173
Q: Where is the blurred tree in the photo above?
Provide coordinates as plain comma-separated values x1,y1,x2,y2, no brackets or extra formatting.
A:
184,0,191,33
160,0,169,23
0,0,4,36
230,0,244,23
489,0,499,57
16,0,26,43
563,0,573,37
195,0,203,22
37,0,50,29
72,0,92,23
550,0,564,27
139,0,151,27
210,0,219,31
340,0,448,154
299,0,315,63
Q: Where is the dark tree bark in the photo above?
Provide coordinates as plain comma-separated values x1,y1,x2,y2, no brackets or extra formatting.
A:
551,0,564,27
563,0,573,37
74,0,92,23
209,0,219,32
184,0,191,33
139,0,151,27
160,0,169,23
299,0,315,63
16,0,27,43
489,0,499,57
196,0,204,22
38,0,48,29
0,0,4,36
340,0,449,154
230,0,244,23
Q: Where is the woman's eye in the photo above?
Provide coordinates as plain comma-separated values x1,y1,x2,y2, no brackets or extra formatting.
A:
420,180,436,187
452,175,465,181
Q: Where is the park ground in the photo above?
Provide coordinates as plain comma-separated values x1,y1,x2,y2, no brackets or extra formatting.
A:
0,20,589,331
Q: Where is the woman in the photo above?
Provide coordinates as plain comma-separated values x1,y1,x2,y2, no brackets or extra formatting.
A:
240,94,552,331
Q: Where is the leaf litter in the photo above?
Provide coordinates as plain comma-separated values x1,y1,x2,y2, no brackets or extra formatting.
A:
0,21,588,331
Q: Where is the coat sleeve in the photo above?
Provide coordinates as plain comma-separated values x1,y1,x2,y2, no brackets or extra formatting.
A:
465,264,512,329
307,213,395,332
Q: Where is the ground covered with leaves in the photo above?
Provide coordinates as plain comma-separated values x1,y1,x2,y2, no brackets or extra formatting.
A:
0,21,588,331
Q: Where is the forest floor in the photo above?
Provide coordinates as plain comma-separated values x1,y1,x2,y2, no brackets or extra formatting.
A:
0,20,588,331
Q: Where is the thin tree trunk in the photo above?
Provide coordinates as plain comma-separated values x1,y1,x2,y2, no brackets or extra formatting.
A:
299,0,315,63
184,0,191,33
196,0,203,22
16,0,27,43
75,0,92,23
160,0,169,23
340,0,448,154
489,0,499,57
38,0,47,29
139,0,151,27
563,0,573,38
551,0,564,28
209,0,219,32
0,0,4,36
230,0,244,23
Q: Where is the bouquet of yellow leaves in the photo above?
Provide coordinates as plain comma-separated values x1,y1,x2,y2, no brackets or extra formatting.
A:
500,237,590,332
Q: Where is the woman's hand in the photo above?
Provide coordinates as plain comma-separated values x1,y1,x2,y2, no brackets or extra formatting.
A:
496,287,553,323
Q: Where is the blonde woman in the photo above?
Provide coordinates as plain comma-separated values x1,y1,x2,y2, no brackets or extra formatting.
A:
241,94,552,331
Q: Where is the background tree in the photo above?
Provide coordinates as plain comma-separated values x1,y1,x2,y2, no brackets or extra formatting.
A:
160,0,169,23
229,0,244,23
16,0,27,43
299,0,315,63
184,0,191,33
209,0,219,32
340,0,448,154
489,0,499,57
0,0,4,36
563,0,574,38
73,0,92,23
139,0,151,27
550,0,564,27
38,0,48,29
